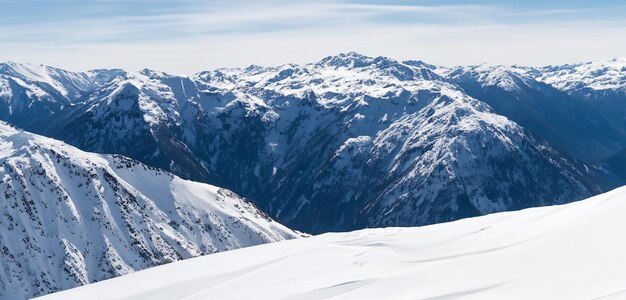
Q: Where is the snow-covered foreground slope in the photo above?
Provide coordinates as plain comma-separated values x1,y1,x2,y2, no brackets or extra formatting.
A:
39,185,626,300
0,122,298,299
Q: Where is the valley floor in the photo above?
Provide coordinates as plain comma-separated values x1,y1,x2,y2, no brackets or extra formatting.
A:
36,185,626,299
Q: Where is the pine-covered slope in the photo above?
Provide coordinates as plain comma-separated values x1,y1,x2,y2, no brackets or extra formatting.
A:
0,122,297,299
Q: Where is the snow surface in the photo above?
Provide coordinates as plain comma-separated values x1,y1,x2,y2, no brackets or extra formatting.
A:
37,185,626,300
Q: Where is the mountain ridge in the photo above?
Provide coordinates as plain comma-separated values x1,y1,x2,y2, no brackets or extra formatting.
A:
0,121,298,299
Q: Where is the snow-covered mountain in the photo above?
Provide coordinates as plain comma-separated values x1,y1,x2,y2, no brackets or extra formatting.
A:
27,53,606,233
603,148,626,182
33,70,212,182
0,62,122,127
0,121,297,299
444,64,626,162
536,57,626,96
36,184,626,300
534,57,626,128
1,54,622,234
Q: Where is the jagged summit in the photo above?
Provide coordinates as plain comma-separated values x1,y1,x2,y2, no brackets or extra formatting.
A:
94,81,142,109
0,61,48,77
0,61,96,100
316,52,440,81
608,57,626,63
530,57,626,131
138,68,174,78
402,59,438,70
446,64,536,92
317,52,375,68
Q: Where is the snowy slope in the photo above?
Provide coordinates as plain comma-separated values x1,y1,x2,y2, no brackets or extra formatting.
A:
37,185,626,300
0,122,297,299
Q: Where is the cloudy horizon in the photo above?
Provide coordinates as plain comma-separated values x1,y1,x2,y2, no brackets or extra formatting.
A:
2,0,626,74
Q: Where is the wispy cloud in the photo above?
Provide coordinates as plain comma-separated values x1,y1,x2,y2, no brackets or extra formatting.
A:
0,1,503,43
499,4,626,17
1,0,625,73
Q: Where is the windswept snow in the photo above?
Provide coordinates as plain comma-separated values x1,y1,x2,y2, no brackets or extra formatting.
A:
38,185,626,299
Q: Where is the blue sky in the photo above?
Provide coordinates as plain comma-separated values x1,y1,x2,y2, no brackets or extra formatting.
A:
1,0,625,73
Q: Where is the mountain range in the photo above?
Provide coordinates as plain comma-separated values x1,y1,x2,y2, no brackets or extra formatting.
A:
1,53,625,234
1,53,626,299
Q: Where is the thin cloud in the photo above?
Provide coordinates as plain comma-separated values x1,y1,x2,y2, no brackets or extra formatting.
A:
500,5,626,17
1,0,625,73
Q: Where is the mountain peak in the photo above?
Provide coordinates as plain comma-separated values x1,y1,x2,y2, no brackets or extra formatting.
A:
138,68,172,78
603,57,626,68
536,57,626,94
318,52,376,68
0,61,50,82
403,59,437,70
446,64,536,93
315,52,439,81
104,81,141,105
